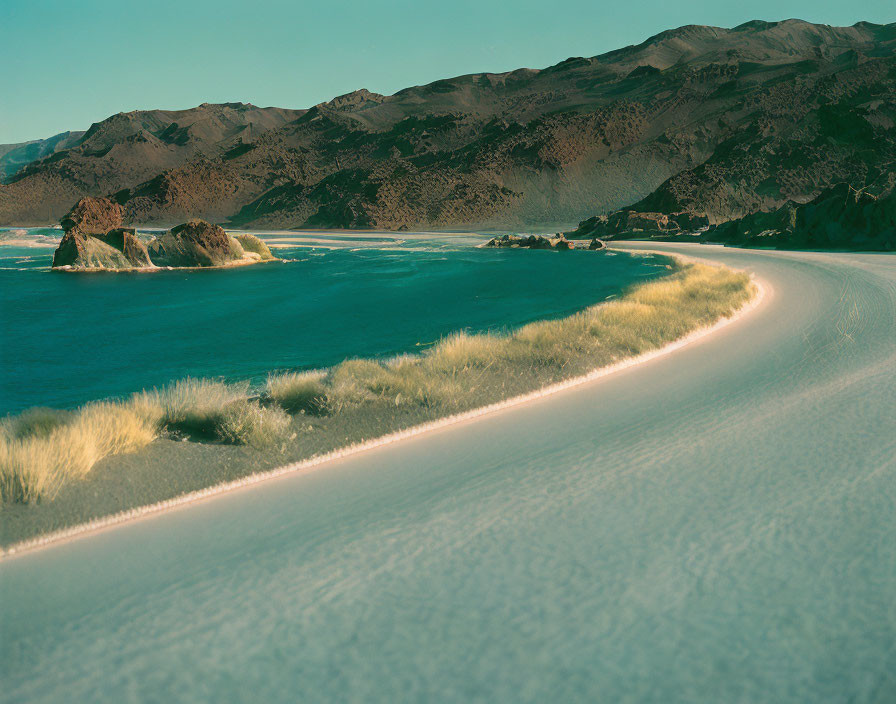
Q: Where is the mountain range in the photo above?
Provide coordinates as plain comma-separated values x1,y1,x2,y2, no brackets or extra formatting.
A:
2,19,894,240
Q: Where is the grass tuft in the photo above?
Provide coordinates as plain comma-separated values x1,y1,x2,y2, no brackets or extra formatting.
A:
0,402,156,503
134,378,249,439
216,401,294,449
324,359,391,412
423,331,503,373
1,407,74,439
266,371,327,414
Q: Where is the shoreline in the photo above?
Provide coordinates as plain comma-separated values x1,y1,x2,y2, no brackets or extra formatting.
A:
0,254,767,560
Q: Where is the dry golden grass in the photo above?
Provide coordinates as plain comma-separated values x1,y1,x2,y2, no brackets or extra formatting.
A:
422,332,504,373
216,401,294,449
1,407,73,439
0,402,157,503
133,378,249,438
0,379,288,502
266,371,327,414
314,262,752,410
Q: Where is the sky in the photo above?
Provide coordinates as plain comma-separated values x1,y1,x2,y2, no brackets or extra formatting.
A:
1,0,894,144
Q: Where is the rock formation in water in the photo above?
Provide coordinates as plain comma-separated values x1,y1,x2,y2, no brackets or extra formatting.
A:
59,196,124,235
52,197,153,269
232,233,278,261
484,234,582,250
51,198,279,270
147,219,249,267
2,20,893,251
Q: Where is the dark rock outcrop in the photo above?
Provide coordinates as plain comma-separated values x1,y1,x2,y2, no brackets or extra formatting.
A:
588,238,606,250
553,237,576,251
59,197,123,235
52,197,153,269
50,197,282,269
147,219,248,267
51,196,281,270
484,234,579,250
567,210,709,240
699,176,896,250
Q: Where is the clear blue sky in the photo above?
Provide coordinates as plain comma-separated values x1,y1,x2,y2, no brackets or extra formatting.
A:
2,0,893,144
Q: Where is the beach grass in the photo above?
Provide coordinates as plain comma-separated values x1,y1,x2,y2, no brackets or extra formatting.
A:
1,407,74,440
0,402,157,503
309,263,753,412
216,401,294,449
0,379,296,502
0,259,753,506
266,371,328,414
133,378,249,438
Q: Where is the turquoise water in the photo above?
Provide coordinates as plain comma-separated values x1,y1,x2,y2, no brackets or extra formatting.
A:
0,229,668,414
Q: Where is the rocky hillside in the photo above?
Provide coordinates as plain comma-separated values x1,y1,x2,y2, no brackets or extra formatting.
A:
2,19,894,237
697,173,896,249
0,103,303,224
566,173,896,250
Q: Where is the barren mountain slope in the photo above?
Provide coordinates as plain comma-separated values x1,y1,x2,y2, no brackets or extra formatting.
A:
0,103,303,223
1,19,893,231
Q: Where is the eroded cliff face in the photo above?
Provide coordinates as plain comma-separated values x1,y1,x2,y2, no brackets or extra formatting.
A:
4,20,895,242
147,219,248,268
52,197,154,270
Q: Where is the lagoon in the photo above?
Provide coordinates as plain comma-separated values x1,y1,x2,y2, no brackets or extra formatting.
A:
0,230,668,415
